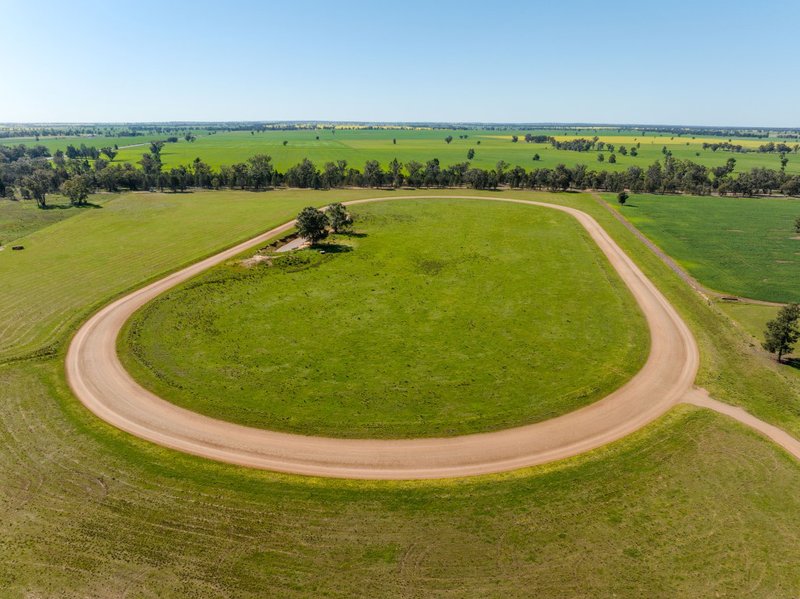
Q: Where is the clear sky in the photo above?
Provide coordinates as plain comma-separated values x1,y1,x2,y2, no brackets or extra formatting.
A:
2,0,797,127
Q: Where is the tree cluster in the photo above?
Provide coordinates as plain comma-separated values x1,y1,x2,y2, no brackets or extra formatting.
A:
702,142,747,153
524,134,554,143
295,203,353,243
758,142,799,154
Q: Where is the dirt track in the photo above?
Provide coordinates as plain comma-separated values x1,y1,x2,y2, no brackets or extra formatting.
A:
66,195,701,480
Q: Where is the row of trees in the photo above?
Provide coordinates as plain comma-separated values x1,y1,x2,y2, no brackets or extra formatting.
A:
702,141,800,154
703,142,748,153
4,143,800,208
547,137,635,156
759,142,799,154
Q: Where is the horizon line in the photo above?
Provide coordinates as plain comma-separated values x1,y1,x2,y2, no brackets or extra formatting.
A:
2,120,799,131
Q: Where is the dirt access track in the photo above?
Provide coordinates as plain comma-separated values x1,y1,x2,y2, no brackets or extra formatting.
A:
67,195,701,480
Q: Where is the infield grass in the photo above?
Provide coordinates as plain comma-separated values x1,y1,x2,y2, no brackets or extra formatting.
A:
121,199,648,438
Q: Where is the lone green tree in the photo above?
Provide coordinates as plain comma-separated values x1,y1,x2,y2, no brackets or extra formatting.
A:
762,303,800,362
444,135,453,144
387,158,403,188
327,203,353,233
100,147,117,161
794,215,800,234
60,175,92,206
617,191,629,205
19,170,52,209
149,141,164,156
296,206,329,243
467,148,475,160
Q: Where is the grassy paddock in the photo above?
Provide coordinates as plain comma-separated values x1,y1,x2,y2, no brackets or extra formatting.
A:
0,190,353,361
2,356,800,596
0,195,120,245
719,302,780,340
609,193,800,303
6,127,796,174
1,189,800,595
121,199,648,438
117,129,800,174
717,302,799,372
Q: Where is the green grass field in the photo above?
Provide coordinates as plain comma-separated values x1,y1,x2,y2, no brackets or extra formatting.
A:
719,302,780,340
0,190,352,361
5,127,798,174
121,199,648,438
0,195,121,245
2,133,154,153
609,194,800,303
717,302,799,369
113,129,800,174
2,189,800,596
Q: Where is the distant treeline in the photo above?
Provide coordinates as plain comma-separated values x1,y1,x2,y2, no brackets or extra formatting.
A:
2,143,800,208
0,127,173,139
4,122,800,140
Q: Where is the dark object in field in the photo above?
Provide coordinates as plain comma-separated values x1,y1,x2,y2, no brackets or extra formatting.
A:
12,245,24,251
721,296,739,302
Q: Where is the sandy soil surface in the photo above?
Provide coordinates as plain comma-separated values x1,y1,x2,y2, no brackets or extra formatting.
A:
66,195,707,479
275,236,308,253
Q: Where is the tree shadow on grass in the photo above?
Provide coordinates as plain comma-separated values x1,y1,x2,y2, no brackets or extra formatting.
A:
43,202,103,210
784,357,800,371
338,231,368,239
312,242,353,254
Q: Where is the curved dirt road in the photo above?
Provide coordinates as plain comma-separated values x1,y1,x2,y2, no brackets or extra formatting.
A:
66,196,699,480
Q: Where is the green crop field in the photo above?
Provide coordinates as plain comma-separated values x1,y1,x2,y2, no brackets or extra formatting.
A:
2,189,800,596
608,194,800,303
5,127,798,174
121,199,648,438
1,133,154,153
109,128,800,174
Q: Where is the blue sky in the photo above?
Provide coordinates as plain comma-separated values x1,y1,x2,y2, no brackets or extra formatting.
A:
2,0,797,126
